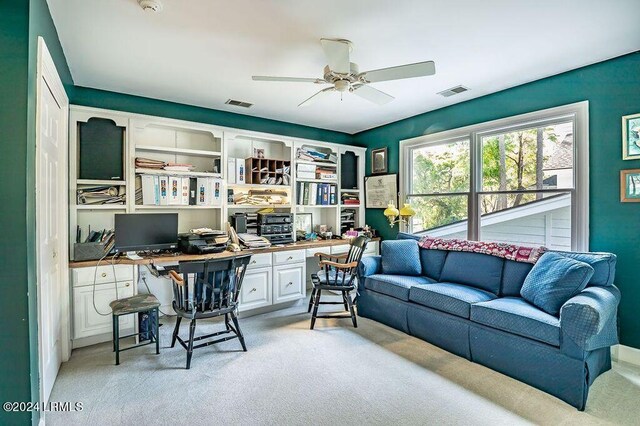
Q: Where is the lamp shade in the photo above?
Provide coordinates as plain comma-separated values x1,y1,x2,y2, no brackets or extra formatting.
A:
384,203,399,218
399,203,415,217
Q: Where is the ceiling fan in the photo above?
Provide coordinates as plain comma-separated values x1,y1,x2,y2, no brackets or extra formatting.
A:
252,38,436,107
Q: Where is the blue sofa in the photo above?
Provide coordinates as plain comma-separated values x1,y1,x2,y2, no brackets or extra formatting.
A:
357,233,620,410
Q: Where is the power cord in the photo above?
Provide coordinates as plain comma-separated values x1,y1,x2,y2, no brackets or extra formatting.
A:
91,252,121,316
140,265,176,318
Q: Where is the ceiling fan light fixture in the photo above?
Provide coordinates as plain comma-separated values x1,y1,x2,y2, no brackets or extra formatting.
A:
334,80,350,92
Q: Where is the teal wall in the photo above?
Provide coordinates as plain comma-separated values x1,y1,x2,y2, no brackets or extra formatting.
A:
72,87,353,145
354,51,640,349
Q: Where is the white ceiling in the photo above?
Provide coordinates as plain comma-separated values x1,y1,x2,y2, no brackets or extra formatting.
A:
47,0,640,134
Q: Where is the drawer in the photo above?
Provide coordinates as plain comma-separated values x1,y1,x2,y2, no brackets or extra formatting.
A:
73,281,135,340
306,246,331,258
273,249,305,265
331,244,350,255
247,253,272,270
273,264,305,304
239,268,272,312
72,265,134,287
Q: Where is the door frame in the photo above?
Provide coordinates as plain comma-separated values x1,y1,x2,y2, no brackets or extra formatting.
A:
35,36,70,404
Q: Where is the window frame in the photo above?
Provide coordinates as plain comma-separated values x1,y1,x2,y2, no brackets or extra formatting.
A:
400,101,589,251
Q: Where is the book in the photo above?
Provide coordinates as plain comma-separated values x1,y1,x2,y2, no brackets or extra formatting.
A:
297,171,316,180
296,163,316,173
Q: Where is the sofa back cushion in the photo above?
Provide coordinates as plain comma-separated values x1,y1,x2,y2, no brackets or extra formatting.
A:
549,251,616,287
439,251,504,295
381,239,422,276
520,252,594,316
397,232,448,280
501,260,534,297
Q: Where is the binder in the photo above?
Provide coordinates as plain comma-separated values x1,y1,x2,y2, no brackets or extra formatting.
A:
196,178,208,206
159,176,169,205
189,178,197,205
211,178,222,207
322,184,329,205
329,184,336,205
141,175,156,205
310,183,317,206
227,157,236,184
168,176,181,205
236,158,245,184
181,177,190,205
303,183,309,205
153,176,160,205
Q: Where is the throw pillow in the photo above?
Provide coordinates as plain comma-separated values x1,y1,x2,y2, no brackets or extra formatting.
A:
381,239,422,276
520,252,594,316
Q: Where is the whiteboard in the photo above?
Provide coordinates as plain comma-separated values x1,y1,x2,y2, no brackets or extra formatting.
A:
365,174,398,208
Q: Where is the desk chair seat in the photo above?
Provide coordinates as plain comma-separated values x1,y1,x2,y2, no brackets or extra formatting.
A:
309,236,370,329
110,293,161,365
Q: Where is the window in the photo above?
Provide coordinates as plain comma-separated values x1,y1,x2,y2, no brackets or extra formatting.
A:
401,102,588,251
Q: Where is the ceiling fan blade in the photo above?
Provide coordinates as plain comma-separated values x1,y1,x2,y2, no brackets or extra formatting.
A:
360,61,436,83
252,76,326,84
352,84,394,105
320,38,351,74
298,87,335,107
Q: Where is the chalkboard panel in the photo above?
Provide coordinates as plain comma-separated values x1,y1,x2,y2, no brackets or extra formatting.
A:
79,118,124,180
341,151,358,189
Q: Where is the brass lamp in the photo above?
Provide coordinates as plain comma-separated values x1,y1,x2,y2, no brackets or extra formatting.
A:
383,201,415,228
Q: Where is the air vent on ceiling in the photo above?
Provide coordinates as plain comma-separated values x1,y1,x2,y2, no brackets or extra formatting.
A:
437,85,469,97
225,99,253,108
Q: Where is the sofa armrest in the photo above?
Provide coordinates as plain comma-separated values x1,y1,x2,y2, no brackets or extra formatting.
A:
560,285,620,352
359,255,381,277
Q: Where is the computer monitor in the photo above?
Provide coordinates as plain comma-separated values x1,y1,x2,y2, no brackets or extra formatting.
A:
114,213,178,253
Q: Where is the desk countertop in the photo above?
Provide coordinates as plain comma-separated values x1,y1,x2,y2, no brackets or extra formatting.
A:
68,237,380,268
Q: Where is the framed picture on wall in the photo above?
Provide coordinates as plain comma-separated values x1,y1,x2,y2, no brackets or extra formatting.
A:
365,173,398,208
371,147,388,174
622,112,640,160
620,169,640,202
294,213,313,233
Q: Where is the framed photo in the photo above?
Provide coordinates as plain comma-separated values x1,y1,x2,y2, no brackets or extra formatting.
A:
365,173,398,208
622,113,640,160
294,213,313,233
620,169,640,202
371,147,388,174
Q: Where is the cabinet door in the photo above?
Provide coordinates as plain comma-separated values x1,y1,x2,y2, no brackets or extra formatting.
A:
273,264,306,304
73,281,134,340
239,268,272,312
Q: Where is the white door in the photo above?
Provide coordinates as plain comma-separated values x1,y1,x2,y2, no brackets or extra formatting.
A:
36,37,69,404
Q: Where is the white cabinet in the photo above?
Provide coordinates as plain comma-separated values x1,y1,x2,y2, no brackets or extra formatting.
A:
73,281,135,340
239,268,272,312
273,264,305,303
273,249,305,265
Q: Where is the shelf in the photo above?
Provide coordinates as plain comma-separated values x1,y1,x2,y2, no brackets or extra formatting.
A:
340,188,361,192
340,204,361,208
135,145,221,157
295,160,337,167
228,183,291,190
134,205,222,210
295,204,338,209
77,179,126,186
228,204,292,209
135,168,222,178
296,178,338,184
76,204,126,210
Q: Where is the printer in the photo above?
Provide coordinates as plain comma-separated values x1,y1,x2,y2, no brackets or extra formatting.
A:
178,230,229,254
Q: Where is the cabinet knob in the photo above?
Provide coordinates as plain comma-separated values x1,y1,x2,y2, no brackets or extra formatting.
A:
287,256,293,260
249,288,257,293
251,260,257,264
125,283,130,287
286,282,293,287
101,272,107,278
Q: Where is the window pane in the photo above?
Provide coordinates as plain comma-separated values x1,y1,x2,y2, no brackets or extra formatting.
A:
409,195,468,236
479,192,571,250
481,121,574,191
411,140,470,194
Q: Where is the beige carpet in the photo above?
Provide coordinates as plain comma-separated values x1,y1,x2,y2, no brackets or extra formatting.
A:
47,301,640,425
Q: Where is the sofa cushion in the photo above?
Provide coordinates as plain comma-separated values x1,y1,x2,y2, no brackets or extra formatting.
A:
364,274,434,301
501,260,534,297
439,251,503,295
381,240,421,276
471,297,561,346
397,233,448,280
409,282,496,318
550,250,616,287
520,252,593,316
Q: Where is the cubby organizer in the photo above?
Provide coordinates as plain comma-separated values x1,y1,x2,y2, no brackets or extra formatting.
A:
245,157,291,185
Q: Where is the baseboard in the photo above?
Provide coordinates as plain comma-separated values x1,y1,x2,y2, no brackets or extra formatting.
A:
611,344,640,366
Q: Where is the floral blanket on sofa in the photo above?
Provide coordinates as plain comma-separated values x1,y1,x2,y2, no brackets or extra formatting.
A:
418,236,547,264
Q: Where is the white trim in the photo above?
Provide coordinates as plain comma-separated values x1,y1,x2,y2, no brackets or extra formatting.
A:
400,101,589,250
36,37,70,415
612,344,640,367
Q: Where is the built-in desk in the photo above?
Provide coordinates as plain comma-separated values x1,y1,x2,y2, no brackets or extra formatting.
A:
68,238,379,348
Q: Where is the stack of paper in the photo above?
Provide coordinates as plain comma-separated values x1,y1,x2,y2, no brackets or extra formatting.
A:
237,233,271,249
77,186,125,205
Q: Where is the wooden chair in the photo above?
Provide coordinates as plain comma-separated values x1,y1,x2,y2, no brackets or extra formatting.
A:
309,236,370,329
168,254,251,369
